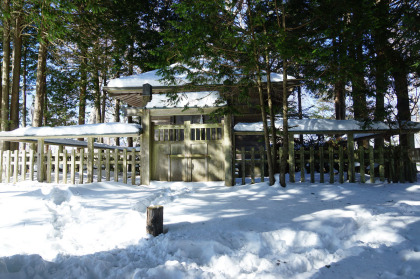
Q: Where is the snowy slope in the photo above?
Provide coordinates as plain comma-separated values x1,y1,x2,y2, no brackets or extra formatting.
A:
1,175,420,278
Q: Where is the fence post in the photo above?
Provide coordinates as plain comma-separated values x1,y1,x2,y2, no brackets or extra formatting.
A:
98,150,102,183
359,145,365,183
241,147,245,185
79,148,84,184
106,149,110,181
319,146,324,183
259,146,265,182
347,133,355,183
379,144,385,182
114,149,119,182
339,145,344,183
0,149,3,183
47,149,52,183
37,139,45,182
87,138,94,183
300,146,305,182
123,149,128,184
131,149,136,185
250,147,255,184
21,150,27,182
55,149,59,183
71,149,76,184
310,146,315,183
329,146,334,183
289,134,295,183
63,150,68,184
369,146,375,183
29,149,34,181
13,150,18,184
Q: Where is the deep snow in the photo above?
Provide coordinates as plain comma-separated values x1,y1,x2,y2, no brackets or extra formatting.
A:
1,174,420,278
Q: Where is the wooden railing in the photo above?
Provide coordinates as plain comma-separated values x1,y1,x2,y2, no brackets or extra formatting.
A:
0,148,141,185
235,145,417,184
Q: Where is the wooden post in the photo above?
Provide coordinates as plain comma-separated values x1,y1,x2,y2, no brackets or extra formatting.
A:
0,149,3,183
36,139,45,182
260,146,265,182
87,138,94,183
21,150,27,182
359,146,365,183
79,148,84,184
347,133,355,183
310,146,315,183
55,148,59,183
29,149,34,181
289,134,295,183
106,149,110,181
71,149,76,184
369,146,375,183
141,109,152,185
223,114,234,186
146,205,164,237
250,147,255,184
378,142,385,182
241,147,245,185
63,150,68,184
47,149,52,183
114,149,119,182
398,146,405,183
123,148,127,184
13,150,18,184
329,146,334,183
6,151,11,183
97,150,102,182
320,146,324,183
131,149,136,185
339,145,344,183
300,146,305,182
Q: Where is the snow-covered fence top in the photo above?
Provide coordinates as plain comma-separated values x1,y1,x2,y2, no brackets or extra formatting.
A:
234,119,420,134
0,123,142,140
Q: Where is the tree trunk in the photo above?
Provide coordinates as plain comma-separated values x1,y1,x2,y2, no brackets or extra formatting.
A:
1,0,11,150
22,46,27,127
280,58,288,187
33,32,48,127
10,4,23,150
93,68,101,124
78,51,87,141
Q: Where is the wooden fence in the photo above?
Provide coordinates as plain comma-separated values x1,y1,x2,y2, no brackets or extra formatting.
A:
0,148,141,185
235,145,417,184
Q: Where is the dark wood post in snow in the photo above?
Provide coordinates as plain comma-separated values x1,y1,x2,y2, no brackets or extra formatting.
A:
146,205,163,236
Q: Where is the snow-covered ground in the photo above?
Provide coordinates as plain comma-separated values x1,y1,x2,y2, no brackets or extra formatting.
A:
1,174,420,278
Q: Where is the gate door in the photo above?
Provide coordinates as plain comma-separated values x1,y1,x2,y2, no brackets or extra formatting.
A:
151,121,224,181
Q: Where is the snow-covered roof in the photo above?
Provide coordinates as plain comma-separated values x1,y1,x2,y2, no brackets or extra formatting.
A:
145,91,226,109
0,123,142,140
107,64,294,88
234,119,420,134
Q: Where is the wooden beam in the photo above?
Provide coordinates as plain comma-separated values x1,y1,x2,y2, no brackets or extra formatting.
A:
224,114,234,186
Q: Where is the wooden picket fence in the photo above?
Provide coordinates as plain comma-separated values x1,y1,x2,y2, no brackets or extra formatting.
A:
235,145,417,184
0,148,141,185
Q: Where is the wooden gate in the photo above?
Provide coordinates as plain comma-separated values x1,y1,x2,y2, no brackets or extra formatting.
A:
151,121,224,181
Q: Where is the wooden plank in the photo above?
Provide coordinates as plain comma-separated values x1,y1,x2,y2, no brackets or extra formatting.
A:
300,147,305,182
379,145,385,181
319,147,324,183
369,146,375,183
79,149,84,184
250,147,255,184
114,149,119,182
21,150,27,181
241,147,245,185
47,149,52,183
339,145,344,183
309,146,314,183
71,149,76,184
106,149,110,181
37,139,45,182
63,150,68,184
329,146,334,183
123,149,128,184
55,149,59,184
13,150,18,184
359,146,365,183
289,135,295,183
223,114,234,186
131,149,136,185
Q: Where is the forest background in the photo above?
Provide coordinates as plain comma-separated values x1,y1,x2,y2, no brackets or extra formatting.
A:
0,0,418,182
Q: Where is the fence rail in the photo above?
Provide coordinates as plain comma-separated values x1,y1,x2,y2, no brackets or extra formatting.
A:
0,148,141,185
235,145,417,185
